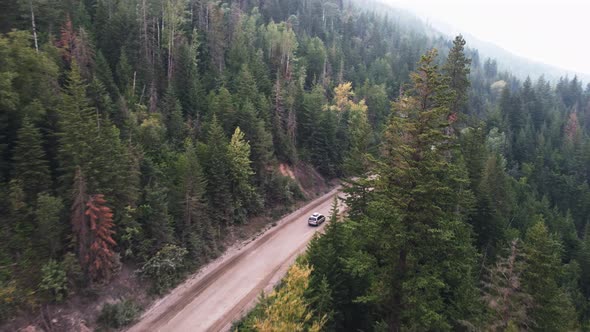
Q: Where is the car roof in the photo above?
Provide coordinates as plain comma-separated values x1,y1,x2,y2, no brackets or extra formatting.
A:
312,212,320,216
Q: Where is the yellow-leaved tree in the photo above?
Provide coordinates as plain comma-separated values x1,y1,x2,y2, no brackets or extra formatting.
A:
254,264,325,332
325,82,371,175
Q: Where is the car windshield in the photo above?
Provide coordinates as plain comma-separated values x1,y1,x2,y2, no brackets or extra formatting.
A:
309,217,317,221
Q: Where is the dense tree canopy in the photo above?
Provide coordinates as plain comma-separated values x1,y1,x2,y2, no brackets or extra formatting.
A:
1,0,590,329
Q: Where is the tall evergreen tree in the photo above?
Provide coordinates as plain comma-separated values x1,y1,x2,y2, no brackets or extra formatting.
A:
204,116,233,227
482,239,532,331
443,35,471,114
12,116,51,201
176,138,213,260
35,193,64,258
372,49,479,330
138,182,174,255
522,220,578,331
228,127,261,222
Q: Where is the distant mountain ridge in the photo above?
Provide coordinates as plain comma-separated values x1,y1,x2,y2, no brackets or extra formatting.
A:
362,0,590,84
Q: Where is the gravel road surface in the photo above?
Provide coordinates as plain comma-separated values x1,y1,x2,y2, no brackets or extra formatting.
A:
127,186,342,332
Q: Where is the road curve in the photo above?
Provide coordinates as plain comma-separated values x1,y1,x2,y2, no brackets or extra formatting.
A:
127,186,342,332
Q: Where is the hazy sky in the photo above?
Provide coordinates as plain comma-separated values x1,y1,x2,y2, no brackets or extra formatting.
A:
381,0,590,75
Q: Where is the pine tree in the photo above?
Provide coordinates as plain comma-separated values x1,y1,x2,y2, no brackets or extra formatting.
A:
312,108,340,177
59,62,138,213
7,179,34,258
443,35,471,114
35,194,64,258
482,239,533,331
374,49,479,330
579,223,590,298
85,194,117,282
87,78,114,119
272,76,296,162
209,87,236,134
173,30,204,118
236,101,274,185
204,116,233,226
161,86,185,146
94,50,119,99
228,127,261,222
57,61,97,191
12,116,51,201
472,154,512,252
177,138,213,260
299,84,325,150
71,167,89,278
235,65,259,108
115,48,132,97
522,220,578,331
328,196,339,222
139,182,174,254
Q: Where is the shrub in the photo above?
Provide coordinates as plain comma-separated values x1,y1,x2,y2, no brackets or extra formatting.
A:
0,281,18,322
138,244,188,294
61,252,83,288
39,259,67,302
97,299,139,329
266,172,304,207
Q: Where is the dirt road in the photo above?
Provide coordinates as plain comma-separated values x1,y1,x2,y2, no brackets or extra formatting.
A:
127,186,342,332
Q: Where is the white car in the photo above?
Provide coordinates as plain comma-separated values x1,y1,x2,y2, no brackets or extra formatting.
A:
308,212,326,226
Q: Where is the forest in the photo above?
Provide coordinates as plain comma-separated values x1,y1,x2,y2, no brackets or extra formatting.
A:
1,0,590,330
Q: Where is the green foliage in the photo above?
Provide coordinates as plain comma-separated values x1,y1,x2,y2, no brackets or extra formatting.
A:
522,220,578,331
443,35,471,114
265,171,304,207
97,299,140,329
39,259,67,302
1,0,590,327
229,127,262,222
137,182,174,256
61,252,83,289
0,280,27,323
481,239,532,331
174,138,215,261
12,117,51,201
139,244,188,294
329,196,340,223
35,194,64,258
203,117,233,225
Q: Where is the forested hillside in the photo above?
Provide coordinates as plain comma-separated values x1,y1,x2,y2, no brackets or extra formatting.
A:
1,0,590,330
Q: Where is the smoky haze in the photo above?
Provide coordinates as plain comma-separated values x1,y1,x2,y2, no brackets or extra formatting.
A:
377,0,590,78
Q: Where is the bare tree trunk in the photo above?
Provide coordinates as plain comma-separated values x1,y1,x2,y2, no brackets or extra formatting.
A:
139,84,146,104
149,82,158,113
157,18,161,49
168,27,173,81
285,52,290,77
322,5,326,30
96,108,100,132
184,191,191,244
206,4,209,32
132,71,136,97
322,57,327,85
338,58,344,84
142,0,149,61
190,0,194,29
29,0,38,53
152,18,157,66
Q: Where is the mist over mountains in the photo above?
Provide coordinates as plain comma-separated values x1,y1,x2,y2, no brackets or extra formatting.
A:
364,0,590,84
